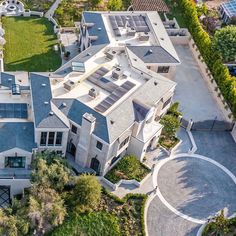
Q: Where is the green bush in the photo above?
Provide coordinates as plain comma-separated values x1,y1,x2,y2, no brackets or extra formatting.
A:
178,0,236,119
72,174,102,212
105,155,150,184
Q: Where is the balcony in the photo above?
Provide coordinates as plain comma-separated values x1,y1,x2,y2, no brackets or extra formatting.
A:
0,168,31,179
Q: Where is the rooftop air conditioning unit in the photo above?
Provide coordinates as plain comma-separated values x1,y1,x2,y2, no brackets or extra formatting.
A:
127,27,136,36
89,87,99,98
139,32,149,41
63,80,76,91
112,67,123,80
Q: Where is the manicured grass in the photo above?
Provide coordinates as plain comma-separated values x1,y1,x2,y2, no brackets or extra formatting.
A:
2,16,61,72
49,212,121,236
105,155,150,184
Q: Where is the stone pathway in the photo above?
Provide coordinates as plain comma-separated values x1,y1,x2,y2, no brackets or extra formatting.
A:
45,0,62,18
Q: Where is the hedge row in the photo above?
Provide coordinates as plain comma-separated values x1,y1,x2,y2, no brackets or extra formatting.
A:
178,0,236,118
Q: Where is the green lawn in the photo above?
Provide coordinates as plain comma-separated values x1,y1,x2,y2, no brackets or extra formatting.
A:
2,16,61,72
49,212,121,236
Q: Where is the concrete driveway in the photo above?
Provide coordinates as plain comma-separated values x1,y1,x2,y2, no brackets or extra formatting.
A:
147,153,236,236
173,45,225,121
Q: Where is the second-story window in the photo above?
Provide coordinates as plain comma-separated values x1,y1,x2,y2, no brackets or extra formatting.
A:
56,132,63,146
162,97,172,109
96,141,103,150
71,124,77,134
157,66,169,73
119,137,130,150
40,132,47,146
48,132,55,146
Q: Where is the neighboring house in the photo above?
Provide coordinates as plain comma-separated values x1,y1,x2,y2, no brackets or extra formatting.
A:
131,0,169,12
0,11,180,187
219,0,236,24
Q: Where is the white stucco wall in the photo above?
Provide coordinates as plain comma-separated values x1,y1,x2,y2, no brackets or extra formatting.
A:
0,179,31,198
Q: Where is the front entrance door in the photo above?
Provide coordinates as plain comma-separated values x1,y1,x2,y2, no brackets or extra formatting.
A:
90,158,100,175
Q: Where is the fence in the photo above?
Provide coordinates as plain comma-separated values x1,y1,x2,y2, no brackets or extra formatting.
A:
191,120,234,132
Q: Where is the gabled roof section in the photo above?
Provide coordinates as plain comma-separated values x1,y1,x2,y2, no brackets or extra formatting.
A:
54,44,107,77
0,72,15,88
52,98,109,143
82,12,110,46
0,122,37,152
127,46,180,64
30,73,69,129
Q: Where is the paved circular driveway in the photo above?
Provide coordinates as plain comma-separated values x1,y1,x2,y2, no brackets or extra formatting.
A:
157,155,236,220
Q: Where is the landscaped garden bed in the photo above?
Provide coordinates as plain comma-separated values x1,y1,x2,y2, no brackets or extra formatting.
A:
105,155,150,184
202,211,236,236
0,152,147,236
159,135,180,150
20,0,54,12
49,190,147,236
2,16,61,71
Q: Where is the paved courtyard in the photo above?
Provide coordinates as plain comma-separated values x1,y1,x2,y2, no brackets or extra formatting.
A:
173,45,225,122
147,130,236,236
158,156,236,219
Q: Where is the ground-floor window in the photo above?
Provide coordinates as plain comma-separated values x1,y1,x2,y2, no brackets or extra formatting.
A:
5,156,26,168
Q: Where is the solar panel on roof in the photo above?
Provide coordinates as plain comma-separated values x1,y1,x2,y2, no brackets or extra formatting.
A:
95,81,136,113
0,103,28,119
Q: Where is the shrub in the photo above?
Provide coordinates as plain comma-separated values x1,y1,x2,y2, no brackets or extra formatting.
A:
72,174,101,212
105,155,150,183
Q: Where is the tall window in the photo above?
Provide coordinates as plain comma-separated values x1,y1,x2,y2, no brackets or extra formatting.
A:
157,66,169,73
56,132,63,146
162,97,172,109
96,141,103,150
71,125,77,134
119,137,130,150
48,132,55,146
40,132,47,146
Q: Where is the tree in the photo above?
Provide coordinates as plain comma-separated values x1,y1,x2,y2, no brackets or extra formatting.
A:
0,208,29,236
73,175,101,212
212,210,230,235
167,102,182,117
160,114,180,138
90,0,102,8
28,186,67,235
31,153,71,192
108,0,123,11
212,26,236,62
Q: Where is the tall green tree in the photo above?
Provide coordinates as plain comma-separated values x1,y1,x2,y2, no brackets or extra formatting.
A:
108,0,123,10
212,26,236,62
160,114,180,138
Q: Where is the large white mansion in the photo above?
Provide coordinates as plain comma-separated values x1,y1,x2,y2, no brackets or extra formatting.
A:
0,11,180,178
